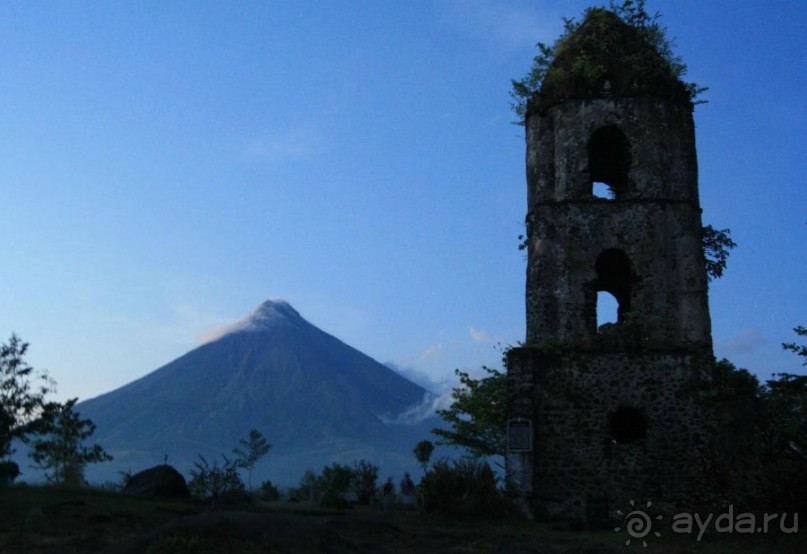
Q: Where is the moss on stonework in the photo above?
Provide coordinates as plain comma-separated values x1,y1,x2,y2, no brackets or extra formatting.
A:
537,9,690,109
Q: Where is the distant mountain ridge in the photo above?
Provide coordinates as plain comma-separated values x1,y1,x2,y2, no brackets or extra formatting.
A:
78,300,439,486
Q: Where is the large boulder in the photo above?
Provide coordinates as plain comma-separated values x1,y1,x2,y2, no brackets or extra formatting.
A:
123,465,190,498
0,461,20,486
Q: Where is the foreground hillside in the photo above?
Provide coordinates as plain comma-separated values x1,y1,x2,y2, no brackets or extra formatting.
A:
1,486,803,553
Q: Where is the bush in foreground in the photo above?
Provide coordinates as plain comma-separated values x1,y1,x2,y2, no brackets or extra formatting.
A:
188,454,244,500
420,457,514,517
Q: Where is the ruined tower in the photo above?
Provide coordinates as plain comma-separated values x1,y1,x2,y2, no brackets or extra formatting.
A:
506,9,715,522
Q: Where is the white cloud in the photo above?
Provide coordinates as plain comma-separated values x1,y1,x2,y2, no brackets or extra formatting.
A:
720,327,767,356
385,362,443,393
468,325,508,345
468,325,492,343
418,343,443,362
381,391,455,425
383,362,499,425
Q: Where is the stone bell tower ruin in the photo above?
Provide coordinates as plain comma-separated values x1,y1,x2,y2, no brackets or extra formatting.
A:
506,9,715,522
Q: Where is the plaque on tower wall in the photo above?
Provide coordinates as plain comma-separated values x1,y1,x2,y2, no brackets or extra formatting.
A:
507,418,532,452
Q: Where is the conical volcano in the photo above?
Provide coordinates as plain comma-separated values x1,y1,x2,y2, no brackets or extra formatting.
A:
78,300,435,485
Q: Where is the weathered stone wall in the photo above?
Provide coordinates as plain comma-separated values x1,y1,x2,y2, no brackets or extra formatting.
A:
507,346,715,522
527,98,699,205
509,88,717,522
523,97,711,350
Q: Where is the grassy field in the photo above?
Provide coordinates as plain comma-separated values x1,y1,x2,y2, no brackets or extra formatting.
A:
0,485,803,553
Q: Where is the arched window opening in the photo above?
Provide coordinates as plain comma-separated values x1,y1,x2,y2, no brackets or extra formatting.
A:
597,291,619,327
588,126,631,199
595,249,632,325
608,406,647,444
592,181,614,200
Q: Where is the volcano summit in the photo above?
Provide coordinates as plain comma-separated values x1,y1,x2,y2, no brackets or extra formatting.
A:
78,300,436,486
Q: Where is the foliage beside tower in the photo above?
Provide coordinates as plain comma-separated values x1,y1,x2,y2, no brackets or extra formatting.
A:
510,0,706,122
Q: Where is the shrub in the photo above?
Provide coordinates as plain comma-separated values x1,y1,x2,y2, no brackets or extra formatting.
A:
188,454,244,500
420,457,513,517
318,463,352,509
289,468,319,503
289,462,376,508
350,459,378,504
257,480,281,502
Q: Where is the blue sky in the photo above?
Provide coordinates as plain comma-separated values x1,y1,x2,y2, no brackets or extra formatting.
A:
1,0,804,403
